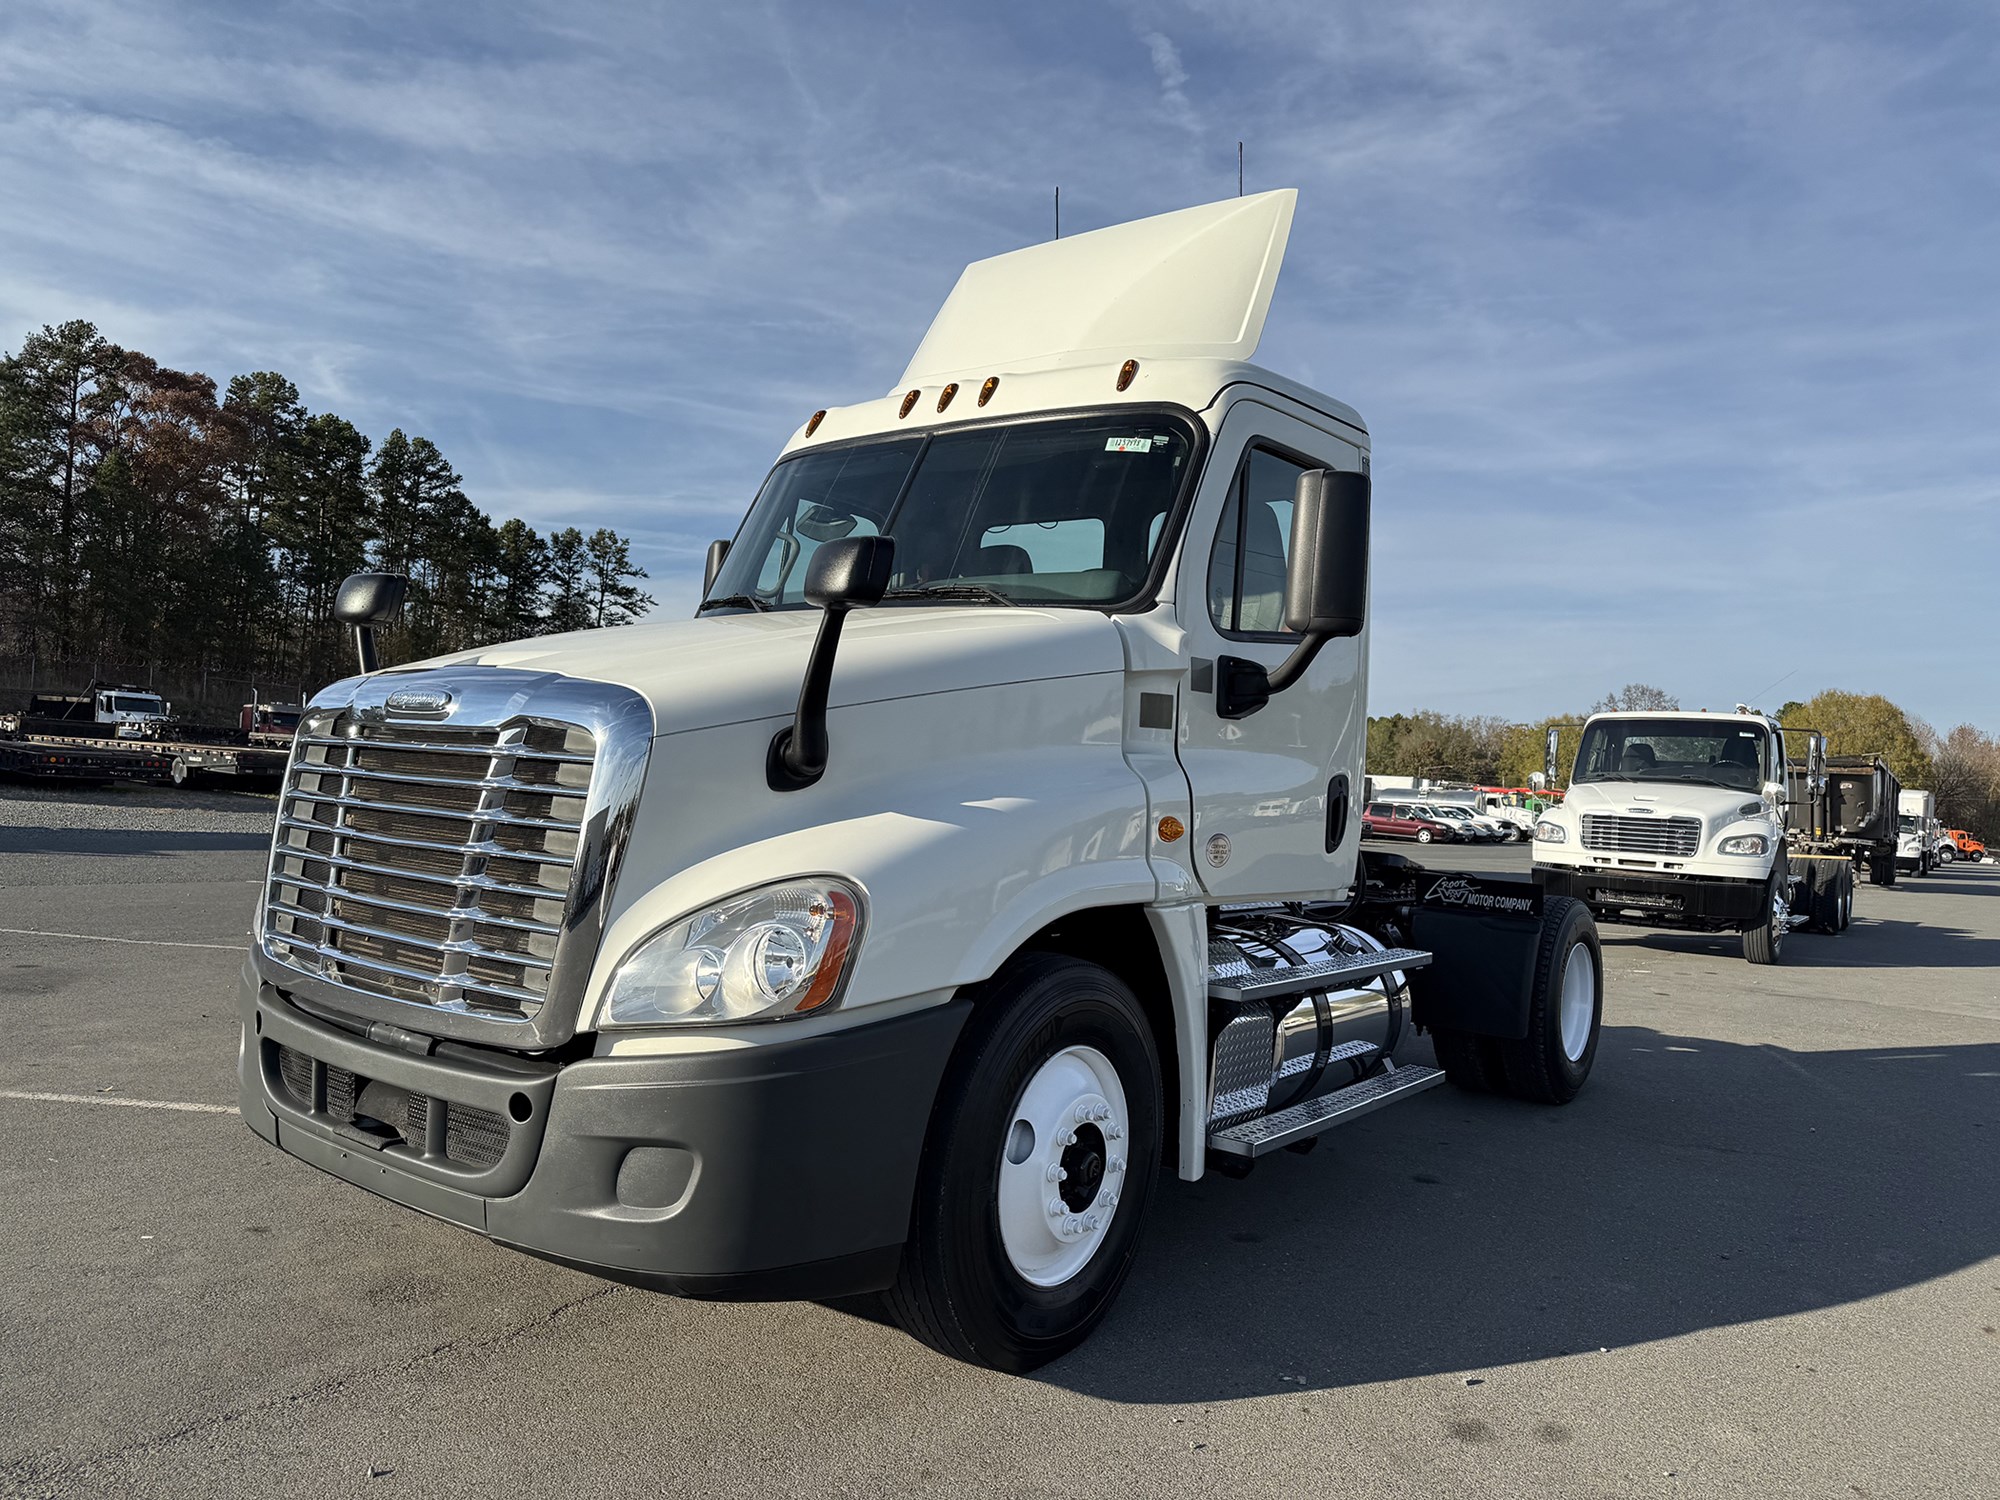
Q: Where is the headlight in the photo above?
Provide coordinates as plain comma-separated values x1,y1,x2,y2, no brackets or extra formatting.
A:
599,878,862,1027
1718,834,1768,856
1534,821,1566,844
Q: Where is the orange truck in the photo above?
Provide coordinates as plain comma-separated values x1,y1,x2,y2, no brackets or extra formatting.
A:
1946,829,1987,863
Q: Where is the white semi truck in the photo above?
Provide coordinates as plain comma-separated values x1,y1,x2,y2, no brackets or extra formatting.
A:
237,193,1607,1371
1531,707,1855,964
1896,789,1938,877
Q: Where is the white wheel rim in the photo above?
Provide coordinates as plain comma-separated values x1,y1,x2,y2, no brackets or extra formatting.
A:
995,1044,1130,1288
1558,941,1595,1062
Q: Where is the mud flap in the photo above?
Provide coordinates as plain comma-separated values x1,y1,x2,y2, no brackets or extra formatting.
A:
1406,871,1544,1041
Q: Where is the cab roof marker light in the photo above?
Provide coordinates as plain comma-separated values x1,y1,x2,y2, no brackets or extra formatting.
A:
898,390,921,419
1117,358,1139,392
978,375,999,407
936,383,958,413
804,409,827,438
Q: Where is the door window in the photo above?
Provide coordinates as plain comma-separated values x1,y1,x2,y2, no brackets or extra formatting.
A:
1207,447,1312,636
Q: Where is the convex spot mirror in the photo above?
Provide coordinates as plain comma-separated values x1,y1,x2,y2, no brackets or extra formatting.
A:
333,572,409,675
332,573,409,627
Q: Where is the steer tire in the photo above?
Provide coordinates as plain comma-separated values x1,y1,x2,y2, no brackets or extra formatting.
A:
1430,1027,1507,1093
1493,896,1602,1105
884,952,1162,1373
1416,828,1434,845
1742,863,1789,965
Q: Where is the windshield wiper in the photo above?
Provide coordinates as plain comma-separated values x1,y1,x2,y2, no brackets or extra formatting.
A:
698,593,774,613
880,583,1021,607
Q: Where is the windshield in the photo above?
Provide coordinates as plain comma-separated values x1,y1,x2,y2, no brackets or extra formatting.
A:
704,412,1197,610
1898,815,1919,834
1425,806,1471,820
1572,717,1768,793
111,695,162,714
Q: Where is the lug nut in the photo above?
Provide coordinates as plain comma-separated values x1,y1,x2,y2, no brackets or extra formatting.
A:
1062,1216,1082,1237
1048,1198,1064,1218
1108,1156,1125,1173
1106,1126,1124,1141
1046,1164,1066,1183
1074,1104,1094,1124
1102,1192,1119,1209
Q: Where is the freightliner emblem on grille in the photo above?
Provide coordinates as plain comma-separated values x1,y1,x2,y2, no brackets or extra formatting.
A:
384,687,454,715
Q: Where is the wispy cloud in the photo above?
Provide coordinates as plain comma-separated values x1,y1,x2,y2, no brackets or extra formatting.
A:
1,0,1995,727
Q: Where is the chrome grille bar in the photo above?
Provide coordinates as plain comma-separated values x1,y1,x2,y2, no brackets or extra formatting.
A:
1581,814,1702,857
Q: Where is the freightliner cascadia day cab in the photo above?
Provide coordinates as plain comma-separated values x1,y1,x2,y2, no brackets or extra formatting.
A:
1532,708,1856,965
239,193,1608,1370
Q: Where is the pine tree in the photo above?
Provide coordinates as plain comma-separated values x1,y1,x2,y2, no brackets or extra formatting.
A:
584,527,655,628
543,527,594,634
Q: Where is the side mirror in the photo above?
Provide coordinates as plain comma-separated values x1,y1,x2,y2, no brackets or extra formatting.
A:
1216,468,1369,718
1282,468,1370,638
332,572,409,673
767,536,896,790
1545,726,1561,787
704,539,731,593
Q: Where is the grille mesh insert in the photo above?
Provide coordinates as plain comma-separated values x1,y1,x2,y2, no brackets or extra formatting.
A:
273,1043,509,1169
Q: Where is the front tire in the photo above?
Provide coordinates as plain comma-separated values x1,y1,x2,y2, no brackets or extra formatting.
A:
1743,866,1789,964
1416,828,1434,845
885,953,1162,1372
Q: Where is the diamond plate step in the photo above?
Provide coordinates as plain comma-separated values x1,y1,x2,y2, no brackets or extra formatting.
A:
1206,947,1431,1005
1206,1064,1446,1159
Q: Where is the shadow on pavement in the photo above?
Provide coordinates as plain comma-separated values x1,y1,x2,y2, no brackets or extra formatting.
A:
1030,1027,1999,1400
1613,909,2000,970
0,826,271,857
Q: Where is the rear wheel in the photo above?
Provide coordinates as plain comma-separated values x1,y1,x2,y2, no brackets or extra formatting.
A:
885,953,1162,1372
1868,855,1896,887
1495,896,1602,1104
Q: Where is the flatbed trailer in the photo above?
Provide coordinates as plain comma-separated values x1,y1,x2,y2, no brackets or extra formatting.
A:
0,728,286,786
0,732,176,784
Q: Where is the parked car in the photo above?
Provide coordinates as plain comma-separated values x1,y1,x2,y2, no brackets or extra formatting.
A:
1362,800,1463,844
1415,803,1498,841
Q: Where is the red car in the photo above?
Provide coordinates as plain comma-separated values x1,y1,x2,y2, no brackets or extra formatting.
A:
1361,800,1463,844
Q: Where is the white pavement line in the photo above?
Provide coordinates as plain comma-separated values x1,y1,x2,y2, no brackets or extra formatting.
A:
0,926,245,952
0,1089,235,1115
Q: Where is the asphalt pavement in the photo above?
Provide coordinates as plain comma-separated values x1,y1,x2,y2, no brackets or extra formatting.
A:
2,797,1995,1499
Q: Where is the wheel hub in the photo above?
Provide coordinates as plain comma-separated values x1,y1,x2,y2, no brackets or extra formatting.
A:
995,1046,1130,1287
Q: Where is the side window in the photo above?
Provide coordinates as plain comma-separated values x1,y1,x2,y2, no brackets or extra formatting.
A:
1207,447,1313,635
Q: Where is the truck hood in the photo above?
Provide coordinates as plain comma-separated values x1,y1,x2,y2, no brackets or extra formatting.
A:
1560,780,1769,828
413,607,1127,736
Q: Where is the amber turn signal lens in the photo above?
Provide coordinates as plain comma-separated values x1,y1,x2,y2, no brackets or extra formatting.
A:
978,375,999,407
898,390,920,418
1117,359,1139,392
804,409,826,437
937,383,958,412
1157,815,1185,843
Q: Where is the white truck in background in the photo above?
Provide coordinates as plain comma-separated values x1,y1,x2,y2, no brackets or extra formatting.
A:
236,193,1609,1371
1897,789,1938,876
1532,707,1854,964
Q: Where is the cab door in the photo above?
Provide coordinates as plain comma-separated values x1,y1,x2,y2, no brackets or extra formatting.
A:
1174,398,1368,900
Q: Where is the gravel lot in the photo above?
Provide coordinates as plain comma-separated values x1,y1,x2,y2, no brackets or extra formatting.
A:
1,793,1995,1499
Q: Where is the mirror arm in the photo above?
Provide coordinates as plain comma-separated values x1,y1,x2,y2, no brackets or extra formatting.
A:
767,604,851,791
353,625,381,675
1264,631,1328,695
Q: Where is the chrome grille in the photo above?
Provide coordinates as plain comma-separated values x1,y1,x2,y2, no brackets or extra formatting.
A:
1581,813,1701,857
262,715,596,1020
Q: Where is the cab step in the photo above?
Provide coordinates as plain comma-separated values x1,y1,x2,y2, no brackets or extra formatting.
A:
1206,1063,1446,1159
1207,946,1431,1005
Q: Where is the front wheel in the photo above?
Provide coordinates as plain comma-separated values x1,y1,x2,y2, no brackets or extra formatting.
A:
885,953,1162,1372
1743,870,1788,964
1416,828,1434,844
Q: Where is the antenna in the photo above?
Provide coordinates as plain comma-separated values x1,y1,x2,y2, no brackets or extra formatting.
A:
1238,141,1244,196
1054,185,1060,240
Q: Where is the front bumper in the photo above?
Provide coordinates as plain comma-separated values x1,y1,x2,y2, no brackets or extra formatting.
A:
238,961,968,1299
1536,865,1768,926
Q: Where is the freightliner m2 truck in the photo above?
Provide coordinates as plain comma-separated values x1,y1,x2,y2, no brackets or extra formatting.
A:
1532,708,1856,964
238,193,1606,1370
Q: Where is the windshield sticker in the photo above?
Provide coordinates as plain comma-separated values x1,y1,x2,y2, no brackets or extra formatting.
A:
1104,436,1154,453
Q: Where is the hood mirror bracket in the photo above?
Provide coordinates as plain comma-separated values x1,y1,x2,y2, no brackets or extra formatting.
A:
767,536,896,791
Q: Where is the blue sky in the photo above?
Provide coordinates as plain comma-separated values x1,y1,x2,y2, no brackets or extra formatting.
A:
3,0,1995,729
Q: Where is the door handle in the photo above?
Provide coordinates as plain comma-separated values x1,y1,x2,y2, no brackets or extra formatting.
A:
1326,773,1350,852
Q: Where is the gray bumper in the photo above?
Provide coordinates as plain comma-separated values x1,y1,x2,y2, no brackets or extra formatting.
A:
238,960,968,1299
